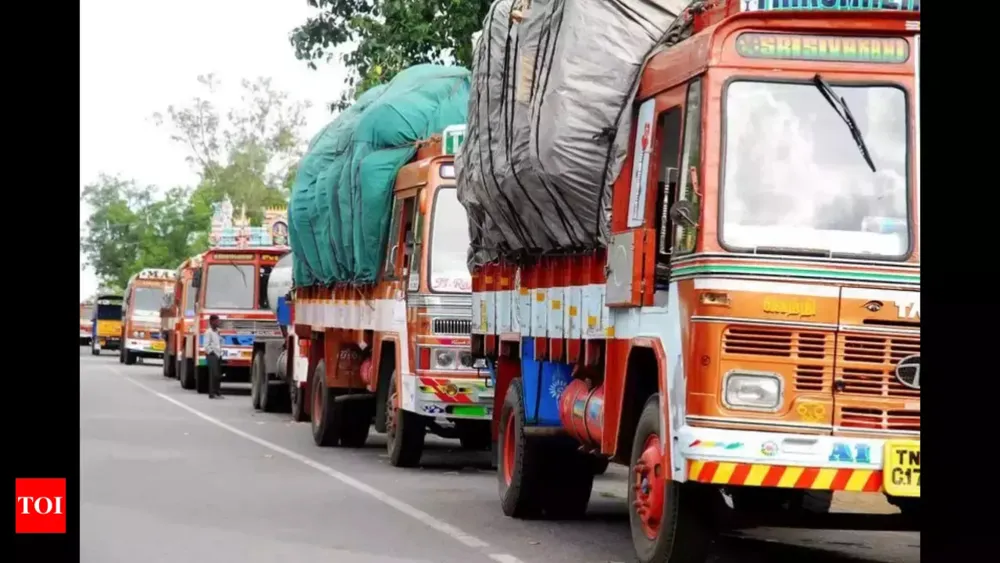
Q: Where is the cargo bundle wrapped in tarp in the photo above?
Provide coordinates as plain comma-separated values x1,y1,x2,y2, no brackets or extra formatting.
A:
457,0,691,266
288,64,471,287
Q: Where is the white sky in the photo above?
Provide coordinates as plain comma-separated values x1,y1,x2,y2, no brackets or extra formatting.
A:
80,0,349,300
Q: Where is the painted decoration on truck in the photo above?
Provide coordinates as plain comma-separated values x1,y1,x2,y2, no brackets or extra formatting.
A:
208,195,289,248
735,33,910,64
741,0,920,11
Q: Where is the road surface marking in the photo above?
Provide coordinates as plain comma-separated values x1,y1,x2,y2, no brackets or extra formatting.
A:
116,370,525,563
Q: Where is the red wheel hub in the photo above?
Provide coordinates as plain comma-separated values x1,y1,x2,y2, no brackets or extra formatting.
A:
633,433,666,539
502,411,516,485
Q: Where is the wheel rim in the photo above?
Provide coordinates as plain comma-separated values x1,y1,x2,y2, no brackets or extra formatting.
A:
633,433,666,539
502,410,516,485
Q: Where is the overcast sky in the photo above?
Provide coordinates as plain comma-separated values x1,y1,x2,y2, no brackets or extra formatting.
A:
80,0,349,300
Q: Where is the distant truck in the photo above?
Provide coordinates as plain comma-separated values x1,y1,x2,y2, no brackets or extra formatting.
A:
162,199,288,394
80,302,94,346
89,293,123,356
119,268,177,365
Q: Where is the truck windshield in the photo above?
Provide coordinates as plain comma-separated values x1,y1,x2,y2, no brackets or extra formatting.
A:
721,80,909,258
429,187,472,293
96,305,122,321
133,286,166,312
204,263,256,309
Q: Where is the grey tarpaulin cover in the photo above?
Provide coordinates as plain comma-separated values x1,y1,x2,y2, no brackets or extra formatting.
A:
457,0,691,266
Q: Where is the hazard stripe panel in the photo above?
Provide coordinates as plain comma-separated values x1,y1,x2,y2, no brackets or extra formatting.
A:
687,460,883,492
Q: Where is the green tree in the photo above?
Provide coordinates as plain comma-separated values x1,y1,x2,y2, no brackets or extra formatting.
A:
153,74,310,234
81,175,197,289
290,0,490,110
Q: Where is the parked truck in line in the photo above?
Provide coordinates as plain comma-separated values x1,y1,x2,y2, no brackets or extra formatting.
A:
161,198,288,394
461,1,920,561
80,302,94,346
89,293,123,356
276,134,494,464
119,268,177,365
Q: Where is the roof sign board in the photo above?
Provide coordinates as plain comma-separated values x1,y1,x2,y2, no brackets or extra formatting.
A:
137,268,177,281
735,33,910,63
740,0,920,12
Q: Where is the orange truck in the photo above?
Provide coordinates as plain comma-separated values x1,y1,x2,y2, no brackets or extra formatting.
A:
284,133,493,465
466,1,920,561
118,268,177,365
161,198,288,394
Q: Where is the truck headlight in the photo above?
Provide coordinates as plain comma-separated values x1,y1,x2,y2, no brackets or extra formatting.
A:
723,371,783,411
133,331,146,339
433,349,457,369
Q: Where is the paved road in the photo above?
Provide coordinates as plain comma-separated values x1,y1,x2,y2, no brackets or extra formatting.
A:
81,348,919,563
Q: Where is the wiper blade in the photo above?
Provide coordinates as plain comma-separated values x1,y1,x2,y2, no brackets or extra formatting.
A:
229,260,249,288
753,246,832,258
812,74,877,173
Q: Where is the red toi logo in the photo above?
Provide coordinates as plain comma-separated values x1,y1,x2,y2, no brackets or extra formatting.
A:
15,478,66,534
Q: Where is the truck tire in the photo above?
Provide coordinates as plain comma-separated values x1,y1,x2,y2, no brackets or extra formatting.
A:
163,350,176,378
339,400,371,448
250,352,264,410
290,379,308,422
91,342,101,356
629,394,712,563
118,345,124,363
124,350,137,365
591,457,610,475
385,370,425,467
456,419,492,451
539,444,595,520
497,378,544,519
311,360,342,447
179,356,196,390
195,364,210,394
260,364,289,414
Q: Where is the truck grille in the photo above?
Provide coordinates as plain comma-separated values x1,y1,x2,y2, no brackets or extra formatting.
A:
836,334,920,399
722,327,832,393
221,319,281,337
433,318,472,335
838,406,920,433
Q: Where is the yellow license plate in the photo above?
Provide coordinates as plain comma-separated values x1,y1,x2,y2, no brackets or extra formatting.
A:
883,440,920,497
151,341,165,351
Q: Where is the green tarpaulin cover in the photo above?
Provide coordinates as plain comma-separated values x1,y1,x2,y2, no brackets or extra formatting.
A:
289,64,471,287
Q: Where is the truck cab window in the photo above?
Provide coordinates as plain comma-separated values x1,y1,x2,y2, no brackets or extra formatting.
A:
382,200,403,280
654,106,683,287
258,265,274,310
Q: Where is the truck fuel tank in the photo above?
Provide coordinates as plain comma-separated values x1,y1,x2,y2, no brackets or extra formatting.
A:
267,252,294,320
558,378,605,449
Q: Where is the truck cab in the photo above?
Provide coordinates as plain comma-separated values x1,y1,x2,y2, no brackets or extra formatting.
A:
119,268,177,365
89,293,123,356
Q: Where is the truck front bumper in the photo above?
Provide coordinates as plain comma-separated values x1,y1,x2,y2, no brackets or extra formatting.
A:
677,425,919,498
402,373,494,420
126,339,166,355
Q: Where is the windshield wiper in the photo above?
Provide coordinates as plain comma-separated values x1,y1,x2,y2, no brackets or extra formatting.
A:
228,260,249,288
812,74,877,173
753,246,832,258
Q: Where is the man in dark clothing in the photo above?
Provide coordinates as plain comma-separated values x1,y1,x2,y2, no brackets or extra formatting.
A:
204,314,224,399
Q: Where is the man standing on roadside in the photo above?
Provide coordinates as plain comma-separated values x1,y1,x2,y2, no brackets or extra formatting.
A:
204,314,224,399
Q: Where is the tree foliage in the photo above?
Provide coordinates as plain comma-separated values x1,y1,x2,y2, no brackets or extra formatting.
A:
290,0,490,110
81,75,310,292
81,175,196,290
